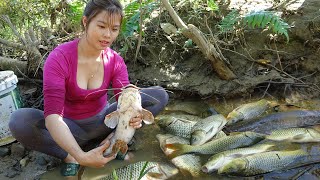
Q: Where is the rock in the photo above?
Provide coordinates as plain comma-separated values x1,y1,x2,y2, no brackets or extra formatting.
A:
4,168,20,178
19,157,29,167
35,156,47,166
10,143,25,158
0,147,10,157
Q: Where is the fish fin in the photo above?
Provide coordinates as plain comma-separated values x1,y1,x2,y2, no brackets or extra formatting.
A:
292,134,306,141
104,111,120,128
141,108,155,124
228,154,243,158
165,143,188,159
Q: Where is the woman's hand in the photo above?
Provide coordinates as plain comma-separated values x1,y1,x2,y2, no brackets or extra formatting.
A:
78,140,116,168
129,114,143,129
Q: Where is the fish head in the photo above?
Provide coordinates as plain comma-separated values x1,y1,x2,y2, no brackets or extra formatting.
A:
142,163,179,180
117,86,142,111
226,111,242,125
218,158,247,175
202,154,226,173
190,131,206,145
157,116,175,128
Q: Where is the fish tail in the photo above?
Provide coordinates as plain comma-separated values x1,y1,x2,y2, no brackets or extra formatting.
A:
165,143,189,159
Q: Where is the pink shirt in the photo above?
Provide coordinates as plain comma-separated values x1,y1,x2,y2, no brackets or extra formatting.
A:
43,39,129,120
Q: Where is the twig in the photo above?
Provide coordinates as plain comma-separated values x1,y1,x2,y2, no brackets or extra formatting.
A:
15,66,42,87
134,0,144,64
273,40,283,71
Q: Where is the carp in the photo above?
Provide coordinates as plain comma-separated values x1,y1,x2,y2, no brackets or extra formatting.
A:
156,114,201,138
226,99,269,125
227,110,320,134
165,131,265,159
202,142,276,173
266,125,320,142
191,114,227,145
103,84,154,157
218,148,320,176
156,134,204,177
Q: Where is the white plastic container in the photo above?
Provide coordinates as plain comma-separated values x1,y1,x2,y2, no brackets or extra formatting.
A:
0,70,22,146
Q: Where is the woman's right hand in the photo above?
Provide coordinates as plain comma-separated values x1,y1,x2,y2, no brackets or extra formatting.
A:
78,140,116,168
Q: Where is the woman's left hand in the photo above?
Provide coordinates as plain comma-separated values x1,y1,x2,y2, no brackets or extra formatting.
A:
130,114,142,129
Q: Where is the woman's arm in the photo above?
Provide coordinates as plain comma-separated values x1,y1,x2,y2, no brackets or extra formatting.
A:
45,114,116,167
45,114,85,161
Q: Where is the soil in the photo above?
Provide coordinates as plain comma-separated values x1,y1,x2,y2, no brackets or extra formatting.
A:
1,0,320,179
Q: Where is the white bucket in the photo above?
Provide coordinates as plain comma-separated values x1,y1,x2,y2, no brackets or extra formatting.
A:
0,70,22,146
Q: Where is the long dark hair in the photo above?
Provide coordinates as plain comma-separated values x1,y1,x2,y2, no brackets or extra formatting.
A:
82,0,123,29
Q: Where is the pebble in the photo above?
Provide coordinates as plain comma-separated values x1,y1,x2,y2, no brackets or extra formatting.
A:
19,157,29,167
0,147,10,157
10,143,25,158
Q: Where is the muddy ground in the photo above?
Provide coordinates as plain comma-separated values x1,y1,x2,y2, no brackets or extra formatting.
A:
1,0,320,179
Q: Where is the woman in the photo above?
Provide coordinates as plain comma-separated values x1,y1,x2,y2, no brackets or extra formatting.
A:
9,0,168,177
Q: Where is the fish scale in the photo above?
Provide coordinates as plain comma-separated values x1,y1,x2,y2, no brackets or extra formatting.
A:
221,150,308,176
266,126,320,142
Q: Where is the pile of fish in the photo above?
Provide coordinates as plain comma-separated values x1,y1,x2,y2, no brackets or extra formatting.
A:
155,99,320,177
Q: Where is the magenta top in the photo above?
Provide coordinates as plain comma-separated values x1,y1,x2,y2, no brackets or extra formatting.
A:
43,39,129,120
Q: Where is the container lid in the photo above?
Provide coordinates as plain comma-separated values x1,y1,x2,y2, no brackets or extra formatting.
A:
0,71,18,92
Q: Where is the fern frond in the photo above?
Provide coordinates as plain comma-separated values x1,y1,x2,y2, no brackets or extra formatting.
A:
243,11,290,42
218,9,240,33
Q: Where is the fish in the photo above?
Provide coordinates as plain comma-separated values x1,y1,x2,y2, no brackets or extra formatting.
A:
266,125,320,142
99,161,179,180
156,114,201,138
191,114,227,145
202,142,276,173
226,99,269,125
155,134,204,177
165,131,265,159
103,84,154,157
218,148,320,176
171,154,204,177
227,110,320,134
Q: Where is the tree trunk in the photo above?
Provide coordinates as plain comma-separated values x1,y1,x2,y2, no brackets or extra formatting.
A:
160,0,236,80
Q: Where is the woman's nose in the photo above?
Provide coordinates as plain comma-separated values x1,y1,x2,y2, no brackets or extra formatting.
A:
103,29,111,37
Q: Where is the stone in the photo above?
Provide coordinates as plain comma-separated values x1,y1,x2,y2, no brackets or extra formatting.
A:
10,143,25,158
0,147,10,157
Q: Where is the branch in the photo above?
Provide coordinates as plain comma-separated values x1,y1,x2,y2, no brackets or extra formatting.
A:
160,0,236,80
0,15,27,45
0,38,25,50
0,56,27,74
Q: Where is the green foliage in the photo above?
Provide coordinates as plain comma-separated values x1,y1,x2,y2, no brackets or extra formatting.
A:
244,11,289,42
218,9,240,33
121,0,158,37
219,10,290,42
206,0,219,11
111,161,153,180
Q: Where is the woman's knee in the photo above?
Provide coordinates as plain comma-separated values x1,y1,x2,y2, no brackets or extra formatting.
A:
9,108,43,135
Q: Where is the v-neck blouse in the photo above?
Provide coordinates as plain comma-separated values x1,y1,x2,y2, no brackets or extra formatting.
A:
43,39,129,120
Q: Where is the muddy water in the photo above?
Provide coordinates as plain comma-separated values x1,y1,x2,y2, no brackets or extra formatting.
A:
41,98,320,180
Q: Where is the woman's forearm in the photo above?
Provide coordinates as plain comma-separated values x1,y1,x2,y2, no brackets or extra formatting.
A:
45,114,85,161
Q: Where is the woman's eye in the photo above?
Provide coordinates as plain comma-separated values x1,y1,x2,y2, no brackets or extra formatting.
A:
98,25,105,28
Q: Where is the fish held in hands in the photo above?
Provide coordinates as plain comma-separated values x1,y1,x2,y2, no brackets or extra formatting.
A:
103,84,154,157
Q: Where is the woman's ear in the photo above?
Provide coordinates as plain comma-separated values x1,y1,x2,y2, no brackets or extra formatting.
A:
82,16,88,29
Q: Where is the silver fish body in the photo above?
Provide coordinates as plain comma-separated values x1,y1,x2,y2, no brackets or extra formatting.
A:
191,114,227,145
228,110,320,134
156,134,204,177
226,99,269,125
202,142,276,173
266,126,320,142
218,149,320,176
103,85,154,156
156,114,201,138
100,161,178,180
166,131,265,158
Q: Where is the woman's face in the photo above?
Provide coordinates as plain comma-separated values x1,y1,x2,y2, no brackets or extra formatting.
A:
82,10,121,51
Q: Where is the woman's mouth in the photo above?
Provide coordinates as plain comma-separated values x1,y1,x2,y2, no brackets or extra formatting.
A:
100,40,110,47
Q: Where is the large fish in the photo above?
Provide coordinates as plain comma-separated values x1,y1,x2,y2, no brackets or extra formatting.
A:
226,99,269,125
191,114,227,145
202,142,276,173
165,131,265,158
100,161,179,180
156,134,204,177
227,110,320,134
218,148,320,176
103,84,154,157
266,125,320,142
156,114,201,138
